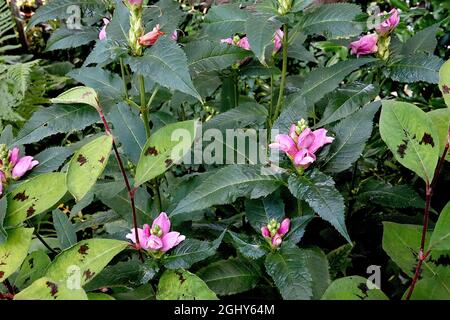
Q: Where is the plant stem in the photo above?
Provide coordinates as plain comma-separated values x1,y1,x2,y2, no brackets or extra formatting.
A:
405,145,448,299
98,107,144,262
3,279,14,295
272,24,289,125
25,220,58,254
146,86,159,111
139,75,151,139
120,58,129,100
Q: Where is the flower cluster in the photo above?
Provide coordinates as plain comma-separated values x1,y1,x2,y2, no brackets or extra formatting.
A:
261,218,290,247
221,29,284,54
269,119,334,171
350,8,400,57
0,145,39,196
126,212,185,254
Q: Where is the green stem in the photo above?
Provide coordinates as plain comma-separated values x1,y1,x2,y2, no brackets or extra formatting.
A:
120,58,129,100
146,86,159,111
139,75,151,139
272,24,289,124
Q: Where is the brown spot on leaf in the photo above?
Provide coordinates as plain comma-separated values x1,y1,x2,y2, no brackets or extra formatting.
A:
165,159,173,167
99,156,105,164
145,146,158,156
83,269,96,281
27,205,36,217
419,133,435,147
13,191,29,202
77,154,87,166
175,271,186,284
0,271,4,279
397,139,408,158
443,85,450,94
46,281,58,297
78,244,89,256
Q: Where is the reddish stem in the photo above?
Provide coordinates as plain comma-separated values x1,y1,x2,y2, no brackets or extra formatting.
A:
405,145,448,300
98,107,144,262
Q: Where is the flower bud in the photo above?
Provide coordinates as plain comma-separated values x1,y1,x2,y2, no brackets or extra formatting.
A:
277,0,292,16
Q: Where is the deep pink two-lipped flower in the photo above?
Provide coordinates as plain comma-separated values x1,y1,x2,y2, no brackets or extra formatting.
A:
261,218,290,247
376,9,400,36
9,147,39,179
126,212,185,252
269,121,334,170
349,34,378,57
139,24,165,46
99,18,110,41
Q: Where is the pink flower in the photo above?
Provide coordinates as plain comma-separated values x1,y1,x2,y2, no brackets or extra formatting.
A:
8,147,20,166
269,134,297,158
128,0,143,5
126,212,185,253
99,18,110,41
262,218,291,248
171,31,178,41
221,37,234,45
139,24,165,46
272,234,282,247
237,37,251,50
349,34,378,57
261,226,270,238
273,29,284,53
11,155,39,179
278,218,290,236
0,171,5,196
270,121,334,170
376,9,400,36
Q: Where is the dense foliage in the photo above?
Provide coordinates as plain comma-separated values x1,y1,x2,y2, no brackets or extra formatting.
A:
0,0,449,300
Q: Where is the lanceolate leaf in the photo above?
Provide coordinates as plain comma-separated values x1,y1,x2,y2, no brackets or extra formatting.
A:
299,3,363,39
51,86,101,110
134,120,197,187
321,101,380,173
408,266,450,300
245,13,281,65
316,83,380,127
127,37,201,101
379,100,439,183
382,222,432,278
389,54,444,84
203,102,267,131
185,41,253,75
322,276,388,300
171,165,283,217
52,210,77,250
66,135,113,201
14,277,88,300
439,59,450,108
265,245,312,300
203,4,249,39
197,258,261,296
156,269,218,300
429,202,450,251
356,180,424,209
288,170,351,243
6,173,68,226
68,67,124,107
0,227,34,282
244,193,285,233
45,239,129,287
13,104,99,146
286,58,375,107
109,103,147,164
401,23,440,55
46,27,98,51
163,232,225,269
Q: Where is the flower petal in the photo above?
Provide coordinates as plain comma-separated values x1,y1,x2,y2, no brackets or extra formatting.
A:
161,231,184,252
152,212,171,235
